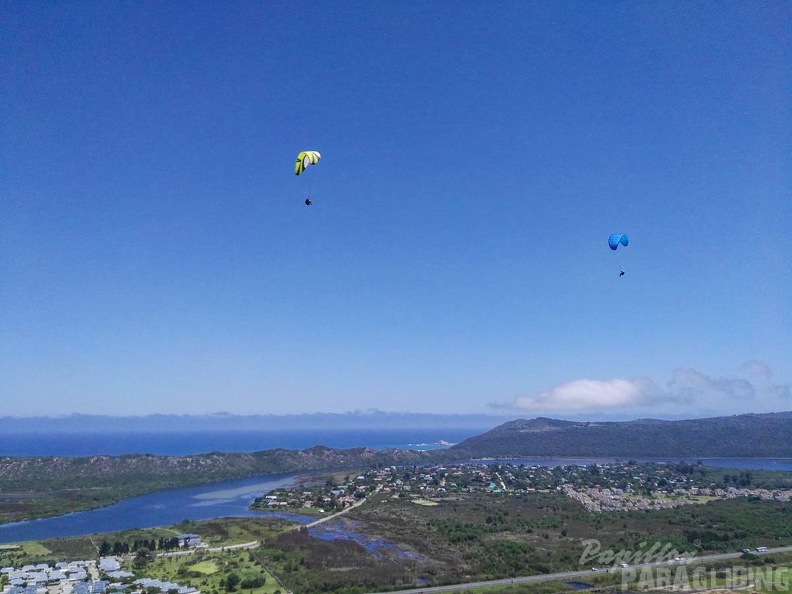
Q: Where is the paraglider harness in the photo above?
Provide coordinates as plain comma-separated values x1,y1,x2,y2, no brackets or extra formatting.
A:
305,197,312,206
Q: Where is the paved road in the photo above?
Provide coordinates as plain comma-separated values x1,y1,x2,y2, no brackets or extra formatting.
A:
366,545,792,594
157,540,260,557
305,485,383,528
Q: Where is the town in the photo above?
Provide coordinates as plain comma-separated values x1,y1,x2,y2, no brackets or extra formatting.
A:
2,461,791,594
1,551,198,594
253,461,792,515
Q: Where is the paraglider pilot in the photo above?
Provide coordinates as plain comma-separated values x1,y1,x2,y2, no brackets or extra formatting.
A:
620,270,625,277
305,197,312,206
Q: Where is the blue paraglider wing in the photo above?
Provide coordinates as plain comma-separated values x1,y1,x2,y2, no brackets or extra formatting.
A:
608,233,629,250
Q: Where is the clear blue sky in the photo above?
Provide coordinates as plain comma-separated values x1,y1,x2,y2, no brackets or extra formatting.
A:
1,1,789,419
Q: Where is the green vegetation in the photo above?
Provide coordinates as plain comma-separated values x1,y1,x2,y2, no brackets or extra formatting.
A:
2,501,791,594
251,470,372,514
336,490,792,590
760,566,791,594
0,541,53,568
3,412,791,524
257,527,411,594
188,560,219,574
0,450,438,523
130,549,280,594
2,458,791,593
416,579,608,594
453,412,792,457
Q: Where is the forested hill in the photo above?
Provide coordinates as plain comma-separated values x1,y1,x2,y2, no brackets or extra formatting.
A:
450,412,792,458
0,446,445,491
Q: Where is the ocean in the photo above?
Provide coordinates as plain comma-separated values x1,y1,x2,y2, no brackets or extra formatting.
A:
3,430,792,472
0,428,478,457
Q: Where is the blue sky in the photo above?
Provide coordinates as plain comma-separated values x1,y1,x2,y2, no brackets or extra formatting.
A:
1,1,790,419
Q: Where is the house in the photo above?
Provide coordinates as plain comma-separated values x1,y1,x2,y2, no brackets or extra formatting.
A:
133,578,197,594
98,559,120,573
106,571,134,580
176,534,201,548
29,572,48,585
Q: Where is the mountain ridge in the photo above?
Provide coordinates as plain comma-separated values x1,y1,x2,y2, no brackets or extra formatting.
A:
451,411,792,457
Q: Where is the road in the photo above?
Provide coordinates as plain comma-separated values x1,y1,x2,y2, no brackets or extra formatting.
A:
86,560,99,581
158,540,260,557
305,485,382,528
366,545,792,594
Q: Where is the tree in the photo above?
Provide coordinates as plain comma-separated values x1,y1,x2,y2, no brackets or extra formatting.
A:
133,548,154,569
99,541,112,556
225,573,240,592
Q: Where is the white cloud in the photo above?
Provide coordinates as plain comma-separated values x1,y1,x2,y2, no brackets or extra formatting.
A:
494,377,665,411
493,361,790,415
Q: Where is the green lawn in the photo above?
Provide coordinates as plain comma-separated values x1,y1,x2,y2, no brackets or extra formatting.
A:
131,549,284,594
187,560,219,575
0,541,52,568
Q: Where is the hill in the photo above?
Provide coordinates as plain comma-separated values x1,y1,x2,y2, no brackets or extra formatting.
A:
450,412,792,458
0,446,449,523
0,446,444,491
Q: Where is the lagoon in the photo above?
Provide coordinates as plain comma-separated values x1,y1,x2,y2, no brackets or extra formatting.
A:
0,473,313,544
1,457,790,544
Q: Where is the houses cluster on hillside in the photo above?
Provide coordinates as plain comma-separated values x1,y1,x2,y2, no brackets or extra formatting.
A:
1,558,197,594
560,478,792,512
257,464,525,511
253,474,371,512
560,484,684,512
674,486,791,501
257,461,792,514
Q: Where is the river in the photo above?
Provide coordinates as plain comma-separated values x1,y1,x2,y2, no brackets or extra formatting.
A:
0,473,313,544
1,457,790,544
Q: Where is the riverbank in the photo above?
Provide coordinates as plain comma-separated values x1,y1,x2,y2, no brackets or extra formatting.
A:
0,473,309,544
0,446,443,524
3,455,791,533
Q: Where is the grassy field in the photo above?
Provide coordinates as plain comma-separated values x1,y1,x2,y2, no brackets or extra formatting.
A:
0,541,53,567
189,560,219,574
0,518,292,567
131,549,284,594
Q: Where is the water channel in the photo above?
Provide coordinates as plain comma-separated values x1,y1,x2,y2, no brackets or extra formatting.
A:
2,457,790,544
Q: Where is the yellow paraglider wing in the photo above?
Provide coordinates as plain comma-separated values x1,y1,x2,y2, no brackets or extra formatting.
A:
295,150,321,175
